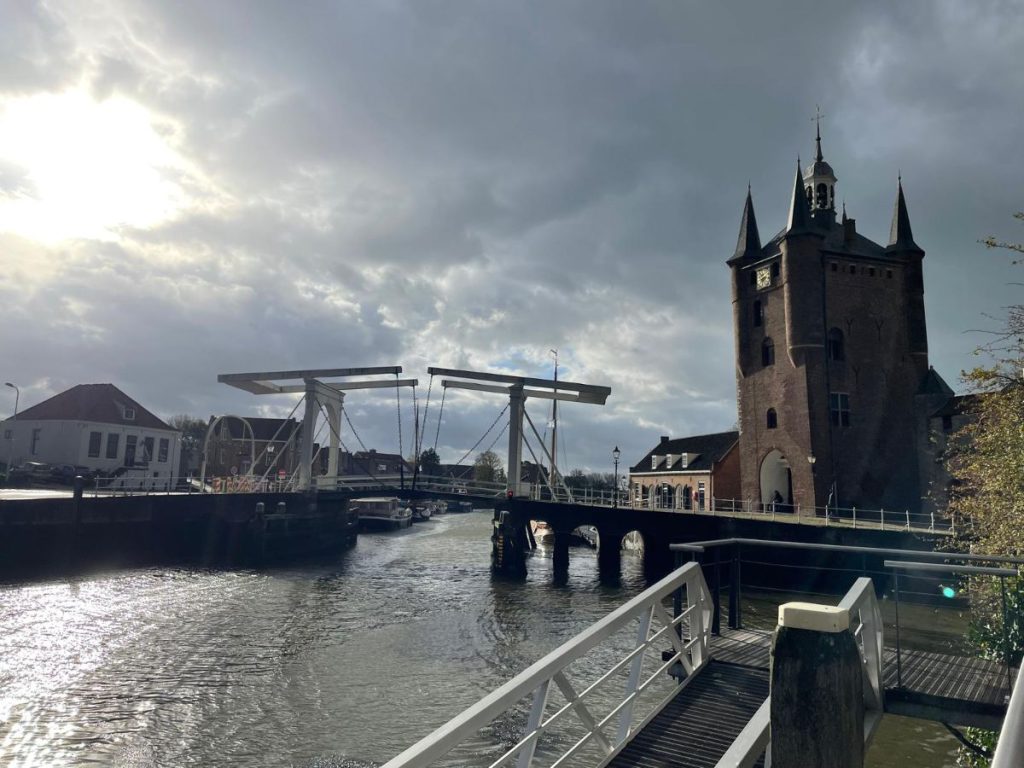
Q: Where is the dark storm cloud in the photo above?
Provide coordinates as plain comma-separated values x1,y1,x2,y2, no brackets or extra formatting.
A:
1,0,1021,470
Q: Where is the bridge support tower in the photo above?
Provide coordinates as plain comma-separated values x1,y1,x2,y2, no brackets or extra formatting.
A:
491,509,529,577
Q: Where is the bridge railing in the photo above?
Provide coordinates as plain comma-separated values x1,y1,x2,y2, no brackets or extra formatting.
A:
992,662,1024,767
381,562,713,768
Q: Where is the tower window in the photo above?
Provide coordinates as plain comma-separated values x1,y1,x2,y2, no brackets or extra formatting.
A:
831,262,838,272
828,328,845,362
753,300,763,327
749,271,757,286
762,337,775,366
771,261,780,278
805,186,812,205
869,267,876,277
849,264,857,274
886,269,893,279
766,409,778,429
830,393,850,427
816,183,827,209
942,415,953,432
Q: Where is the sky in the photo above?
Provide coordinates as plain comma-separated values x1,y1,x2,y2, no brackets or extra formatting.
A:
1,0,1022,474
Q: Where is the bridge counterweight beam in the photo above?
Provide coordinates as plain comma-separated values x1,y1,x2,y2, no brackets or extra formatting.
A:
298,379,318,490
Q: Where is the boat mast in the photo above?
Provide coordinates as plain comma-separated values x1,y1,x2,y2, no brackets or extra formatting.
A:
549,349,558,494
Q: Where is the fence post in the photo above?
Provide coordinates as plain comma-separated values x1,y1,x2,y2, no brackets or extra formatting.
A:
881,508,885,528
905,510,910,530
771,603,864,768
852,507,857,529
930,511,935,532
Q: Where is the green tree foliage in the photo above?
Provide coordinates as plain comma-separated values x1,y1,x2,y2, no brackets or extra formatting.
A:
946,213,1024,767
418,447,441,475
473,450,506,484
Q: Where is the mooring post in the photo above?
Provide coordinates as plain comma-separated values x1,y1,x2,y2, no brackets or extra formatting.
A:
711,551,721,635
73,475,84,526
770,602,864,768
728,544,742,630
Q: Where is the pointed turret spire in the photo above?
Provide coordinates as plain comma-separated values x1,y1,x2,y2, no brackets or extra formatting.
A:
787,158,813,234
887,176,923,254
841,200,847,224
733,184,761,260
815,113,824,163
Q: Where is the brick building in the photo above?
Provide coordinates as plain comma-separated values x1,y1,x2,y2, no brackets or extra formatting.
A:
727,126,954,514
627,432,740,510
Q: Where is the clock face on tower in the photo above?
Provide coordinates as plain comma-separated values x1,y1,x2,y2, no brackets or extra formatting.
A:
756,267,771,289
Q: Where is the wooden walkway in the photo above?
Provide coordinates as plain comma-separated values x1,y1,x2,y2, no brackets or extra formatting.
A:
709,628,1014,727
604,628,1014,768
608,661,767,768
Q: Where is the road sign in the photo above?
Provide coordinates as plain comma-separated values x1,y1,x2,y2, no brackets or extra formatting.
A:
278,469,286,480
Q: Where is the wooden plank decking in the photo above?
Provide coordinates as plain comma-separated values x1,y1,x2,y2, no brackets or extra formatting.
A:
608,661,768,768
708,627,1014,726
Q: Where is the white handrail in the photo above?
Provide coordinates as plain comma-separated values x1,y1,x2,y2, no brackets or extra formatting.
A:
838,576,885,743
382,562,712,768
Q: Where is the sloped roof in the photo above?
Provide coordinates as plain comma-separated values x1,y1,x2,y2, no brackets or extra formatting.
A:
630,431,739,474
215,416,300,441
931,393,981,419
13,383,173,431
918,367,954,397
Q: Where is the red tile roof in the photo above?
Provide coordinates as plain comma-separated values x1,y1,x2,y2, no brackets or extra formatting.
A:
14,384,174,431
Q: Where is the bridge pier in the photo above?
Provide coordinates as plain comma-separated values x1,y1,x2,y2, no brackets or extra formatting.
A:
551,527,572,581
597,527,622,581
491,509,529,577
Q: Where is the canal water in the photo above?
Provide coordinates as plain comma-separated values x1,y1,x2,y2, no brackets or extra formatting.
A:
0,512,960,766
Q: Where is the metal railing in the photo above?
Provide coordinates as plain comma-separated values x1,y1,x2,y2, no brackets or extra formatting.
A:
992,662,1024,767
382,562,713,768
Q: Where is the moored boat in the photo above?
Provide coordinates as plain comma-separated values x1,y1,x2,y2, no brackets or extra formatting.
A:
353,497,413,531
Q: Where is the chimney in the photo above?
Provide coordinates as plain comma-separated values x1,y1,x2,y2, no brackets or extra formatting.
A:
660,435,670,445
843,217,856,244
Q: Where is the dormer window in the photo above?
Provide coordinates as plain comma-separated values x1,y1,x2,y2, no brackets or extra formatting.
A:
651,455,659,470
124,407,136,421
680,453,688,469
664,454,673,469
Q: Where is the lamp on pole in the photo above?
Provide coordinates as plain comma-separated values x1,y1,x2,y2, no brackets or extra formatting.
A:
5,382,19,481
612,445,621,508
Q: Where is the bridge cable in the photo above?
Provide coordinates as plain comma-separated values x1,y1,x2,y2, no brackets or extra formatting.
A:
520,429,561,501
451,402,510,468
410,380,420,490
417,373,434,458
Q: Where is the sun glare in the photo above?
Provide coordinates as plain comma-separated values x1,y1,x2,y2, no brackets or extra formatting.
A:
0,90,189,242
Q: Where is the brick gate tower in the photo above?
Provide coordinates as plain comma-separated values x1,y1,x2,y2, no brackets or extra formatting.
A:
728,125,930,514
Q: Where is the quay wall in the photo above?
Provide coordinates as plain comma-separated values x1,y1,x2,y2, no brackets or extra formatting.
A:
0,491,357,580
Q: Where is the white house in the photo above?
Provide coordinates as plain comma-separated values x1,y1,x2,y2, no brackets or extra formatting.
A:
2,383,181,486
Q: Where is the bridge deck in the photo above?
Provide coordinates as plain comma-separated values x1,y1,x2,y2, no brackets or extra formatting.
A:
608,661,768,768
611,629,1012,767
708,628,1013,721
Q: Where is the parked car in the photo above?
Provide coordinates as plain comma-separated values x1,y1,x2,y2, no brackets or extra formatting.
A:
8,461,53,486
50,464,96,484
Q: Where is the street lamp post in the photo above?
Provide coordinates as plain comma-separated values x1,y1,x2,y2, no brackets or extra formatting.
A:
612,445,621,509
5,382,19,481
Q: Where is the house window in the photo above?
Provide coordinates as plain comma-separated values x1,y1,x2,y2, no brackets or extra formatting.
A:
682,485,692,509
158,438,169,463
125,435,138,466
3,429,10,439
762,337,775,366
753,300,763,327
88,431,102,458
377,463,387,472
942,415,953,432
31,428,41,455
142,437,154,463
124,407,136,421
697,481,706,510
651,455,659,470
664,454,674,469
766,408,778,429
106,433,120,459
828,327,845,362
830,393,850,427
680,453,688,469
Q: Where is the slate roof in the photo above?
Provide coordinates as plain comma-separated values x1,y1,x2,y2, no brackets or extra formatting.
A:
760,218,894,262
629,431,739,474
931,393,981,419
12,383,173,431
918,367,955,397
